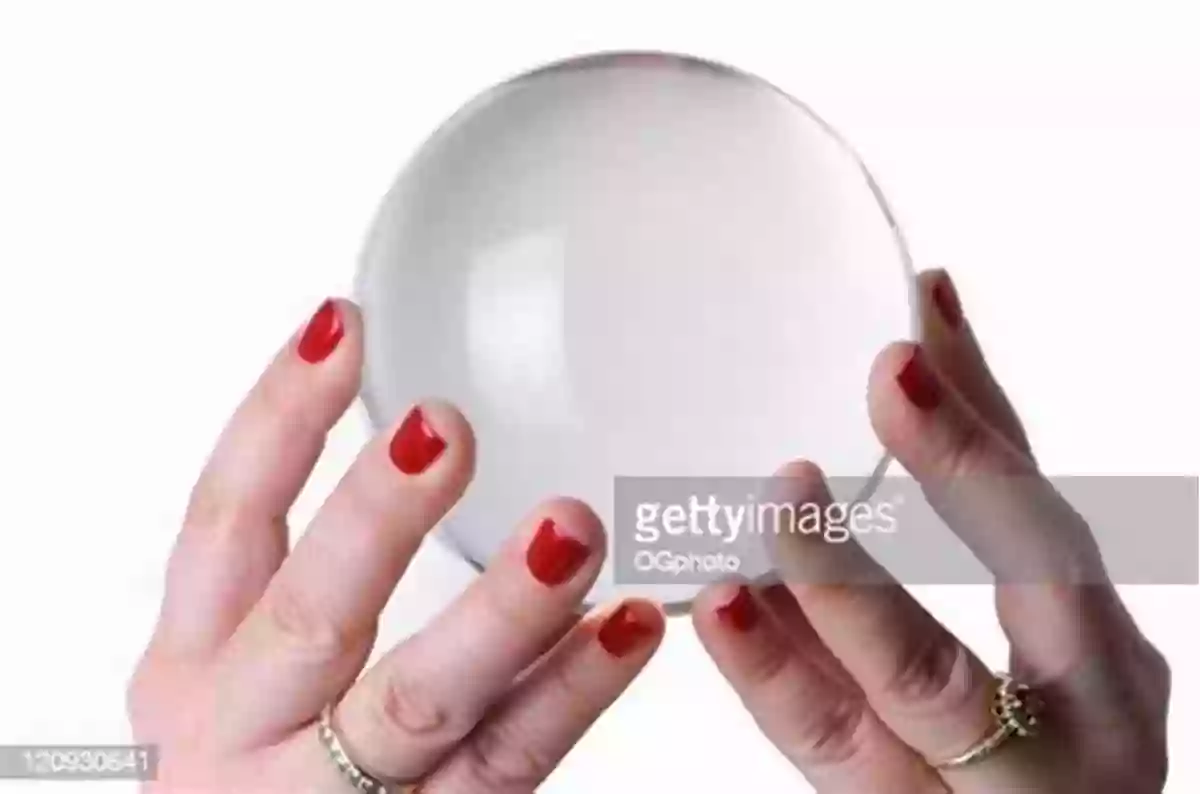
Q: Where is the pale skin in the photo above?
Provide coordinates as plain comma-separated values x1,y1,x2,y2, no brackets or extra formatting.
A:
129,269,1171,792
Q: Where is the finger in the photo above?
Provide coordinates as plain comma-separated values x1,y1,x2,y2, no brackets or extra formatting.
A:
214,400,475,747
693,580,942,793
332,498,606,781
767,463,1047,791
868,342,1120,673
759,583,858,691
916,270,1142,675
154,298,361,660
868,341,1105,580
917,269,1033,458
420,600,665,794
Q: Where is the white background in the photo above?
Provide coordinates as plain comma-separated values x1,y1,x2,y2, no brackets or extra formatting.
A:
1,1,1197,791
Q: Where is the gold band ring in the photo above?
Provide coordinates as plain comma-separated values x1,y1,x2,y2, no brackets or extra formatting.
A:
932,672,1043,770
317,702,423,793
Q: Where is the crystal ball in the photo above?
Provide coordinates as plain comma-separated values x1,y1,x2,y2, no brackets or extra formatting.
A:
357,51,915,611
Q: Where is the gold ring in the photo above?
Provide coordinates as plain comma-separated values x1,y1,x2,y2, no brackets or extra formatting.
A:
317,702,423,793
932,672,1043,770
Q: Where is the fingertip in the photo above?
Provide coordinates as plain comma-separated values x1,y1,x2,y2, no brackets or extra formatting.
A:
767,459,834,505
867,340,936,453
624,597,667,635
867,339,1035,487
416,399,475,455
692,580,792,678
387,399,475,481
916,267,950,286
327,296,363,331
515,497,607,590
915,268,955,317
612,597,667,638
771,458,826,483
528,496,608,555
595,598,665,660
923,268,965,332
294,297,362,368
693,577,756,635
868,340,923,400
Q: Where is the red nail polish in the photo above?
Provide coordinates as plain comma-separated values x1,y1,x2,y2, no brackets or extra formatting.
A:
526,518,590,586
597,603,655,658
298,300,345,363
716,586,760,632
896,347,942,411
389,406,447,474
931,272,964,329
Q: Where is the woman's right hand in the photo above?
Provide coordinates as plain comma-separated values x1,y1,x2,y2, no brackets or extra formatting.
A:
128,298,666,793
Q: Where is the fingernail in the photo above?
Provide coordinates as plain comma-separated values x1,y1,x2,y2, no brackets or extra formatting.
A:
716,585,760,632
298,299,344,363
389,406,447,474
931,271,964,330
896,347,942,411
526,518,590,586
598,603,656,658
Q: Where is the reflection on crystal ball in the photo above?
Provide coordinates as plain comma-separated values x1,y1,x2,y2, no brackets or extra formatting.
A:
357,51,915,610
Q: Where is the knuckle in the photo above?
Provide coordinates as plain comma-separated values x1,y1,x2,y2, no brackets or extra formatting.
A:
182,474,287,547
739,639,795,691
940,416,991,482
337,673,463,780
255,365,328,437
182,478,239,538
373,673,455,741
881,628,974,713
737,644,871,767
461,717,554,792
340,469,416,547
541,662,599,726
792,696,869,767
124,654,195,741
480,583,543,639
259,585,361,661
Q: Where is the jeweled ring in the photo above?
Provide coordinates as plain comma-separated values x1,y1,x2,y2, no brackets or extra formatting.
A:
317,702,422,793
932,672,1043,770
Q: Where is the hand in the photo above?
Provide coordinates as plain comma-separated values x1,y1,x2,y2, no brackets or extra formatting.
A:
693,269,1171,793
127,299,666,793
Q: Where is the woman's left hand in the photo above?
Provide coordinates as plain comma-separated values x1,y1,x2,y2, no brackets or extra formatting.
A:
692,269,1171,793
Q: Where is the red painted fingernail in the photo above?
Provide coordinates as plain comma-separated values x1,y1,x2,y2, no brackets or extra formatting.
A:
389,406,446,474
297,299,345,363
597,603,656,658
526,518,590,586
931,271,964,330
716,586,760,632
896,347,942,411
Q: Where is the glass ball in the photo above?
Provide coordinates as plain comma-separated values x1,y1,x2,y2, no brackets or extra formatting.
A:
357,51,915,611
